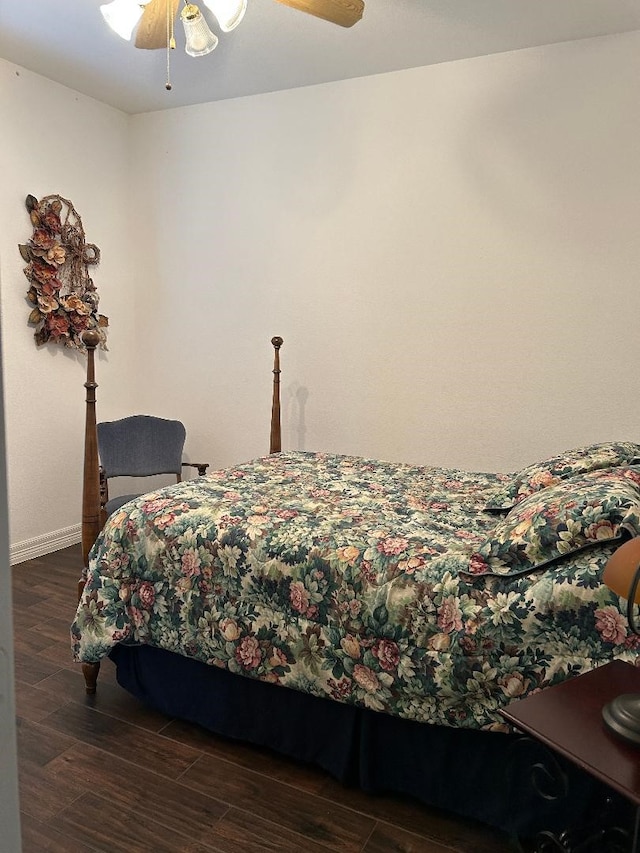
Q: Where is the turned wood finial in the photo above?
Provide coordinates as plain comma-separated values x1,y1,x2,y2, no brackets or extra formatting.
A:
271,336,283,350
82,329,101,350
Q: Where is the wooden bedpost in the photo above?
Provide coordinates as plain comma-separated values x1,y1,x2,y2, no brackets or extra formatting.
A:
270,336,283,454
79,329,101,694
81,329,101,568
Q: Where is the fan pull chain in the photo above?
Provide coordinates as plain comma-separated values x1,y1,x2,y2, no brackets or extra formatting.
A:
165,0,176,90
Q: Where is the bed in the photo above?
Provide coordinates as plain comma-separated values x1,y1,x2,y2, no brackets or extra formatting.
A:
72,332,640,838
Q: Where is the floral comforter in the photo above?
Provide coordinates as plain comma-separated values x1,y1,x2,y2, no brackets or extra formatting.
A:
72,451,638,731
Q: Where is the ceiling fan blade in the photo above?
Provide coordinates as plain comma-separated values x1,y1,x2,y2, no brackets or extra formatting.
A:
135,0,180,49
273,0,364,28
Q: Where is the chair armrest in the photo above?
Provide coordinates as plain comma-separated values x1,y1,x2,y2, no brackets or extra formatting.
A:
182,462,209,476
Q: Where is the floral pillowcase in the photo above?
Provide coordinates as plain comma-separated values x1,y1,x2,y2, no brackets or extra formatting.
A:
484,441,640,512
464,466,640,578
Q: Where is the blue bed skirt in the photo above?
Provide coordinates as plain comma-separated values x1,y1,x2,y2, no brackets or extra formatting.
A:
110,644,624,839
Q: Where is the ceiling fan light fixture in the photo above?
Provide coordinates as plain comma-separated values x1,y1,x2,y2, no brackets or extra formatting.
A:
100,0,150,41
202,0,247,33
181,4,219,57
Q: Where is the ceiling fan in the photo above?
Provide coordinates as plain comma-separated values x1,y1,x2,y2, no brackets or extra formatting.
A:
117,0,364,52
106,0,364,50
101,0,364,87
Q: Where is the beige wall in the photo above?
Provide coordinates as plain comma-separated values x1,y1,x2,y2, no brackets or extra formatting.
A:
0,59,138,553
2,30,640,555
128,31,640,475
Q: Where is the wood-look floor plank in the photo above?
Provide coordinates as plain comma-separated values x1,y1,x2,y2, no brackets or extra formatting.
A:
181,753,375,853
209,807,337,852
13,625,59,656
15,679,69,724
318,777,513,853
13,606,51,631
49,791,223,853
20,811,99,853
22,593,79,620
36,638,80,668
38,665,171,731
14,647,63,685
11,585,48,610
16,717,77,766
41,701,202,780
46,742,229,842
363,821,463,852
16,720,87,822
162,718,329,794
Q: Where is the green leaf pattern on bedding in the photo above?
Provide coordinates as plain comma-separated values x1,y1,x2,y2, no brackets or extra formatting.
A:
72,451,640,731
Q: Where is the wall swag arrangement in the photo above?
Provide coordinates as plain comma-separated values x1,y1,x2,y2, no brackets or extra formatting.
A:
20,194,108,351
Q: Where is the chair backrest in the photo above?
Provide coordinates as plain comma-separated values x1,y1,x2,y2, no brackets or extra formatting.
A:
97,415,186,479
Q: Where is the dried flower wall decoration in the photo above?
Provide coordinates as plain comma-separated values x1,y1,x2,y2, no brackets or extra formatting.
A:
19,194,108,351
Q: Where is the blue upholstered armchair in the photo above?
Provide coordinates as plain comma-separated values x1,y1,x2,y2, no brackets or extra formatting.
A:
97,415,209,519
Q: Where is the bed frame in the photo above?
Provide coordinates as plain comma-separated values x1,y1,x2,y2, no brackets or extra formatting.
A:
75,332,628,838
78,330,284,694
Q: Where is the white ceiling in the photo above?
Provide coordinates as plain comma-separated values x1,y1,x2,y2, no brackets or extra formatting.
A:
1,0,639,114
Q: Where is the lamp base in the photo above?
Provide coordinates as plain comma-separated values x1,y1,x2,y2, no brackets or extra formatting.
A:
602,693,640,746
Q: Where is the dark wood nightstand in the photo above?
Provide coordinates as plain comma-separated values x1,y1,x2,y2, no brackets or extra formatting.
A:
500,660,640,851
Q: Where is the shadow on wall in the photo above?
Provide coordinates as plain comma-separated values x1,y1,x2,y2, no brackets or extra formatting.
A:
285,382,309,451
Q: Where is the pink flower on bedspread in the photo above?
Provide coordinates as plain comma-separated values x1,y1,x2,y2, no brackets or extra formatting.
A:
138,581,155,609
111,627,131,642
353,664,380,693
155,513,176,530
595,605,627,645
361,560,377,584
289,581,310,614
373,639,400,671
584,521,617,541
235,635,262,669
467,553,489,575
276,509,299,520
377,536,409,556
328,678,352,701
623,469,640,487
348,599,362,618
310,489,331,498
437,596,463,634
529,471,559,491
129,606,145,629
141,497,174,514
181,550,201,577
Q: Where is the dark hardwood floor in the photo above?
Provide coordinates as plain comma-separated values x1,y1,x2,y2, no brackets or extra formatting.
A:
12,545,517,852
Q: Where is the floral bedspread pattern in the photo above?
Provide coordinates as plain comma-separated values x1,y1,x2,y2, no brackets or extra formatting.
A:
72,451,639,731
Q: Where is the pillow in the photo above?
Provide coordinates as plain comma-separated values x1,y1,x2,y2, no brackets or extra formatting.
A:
464,467,640,578
484,441,640,511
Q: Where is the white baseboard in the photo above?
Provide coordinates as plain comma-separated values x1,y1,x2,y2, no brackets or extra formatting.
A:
10,524,81,565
